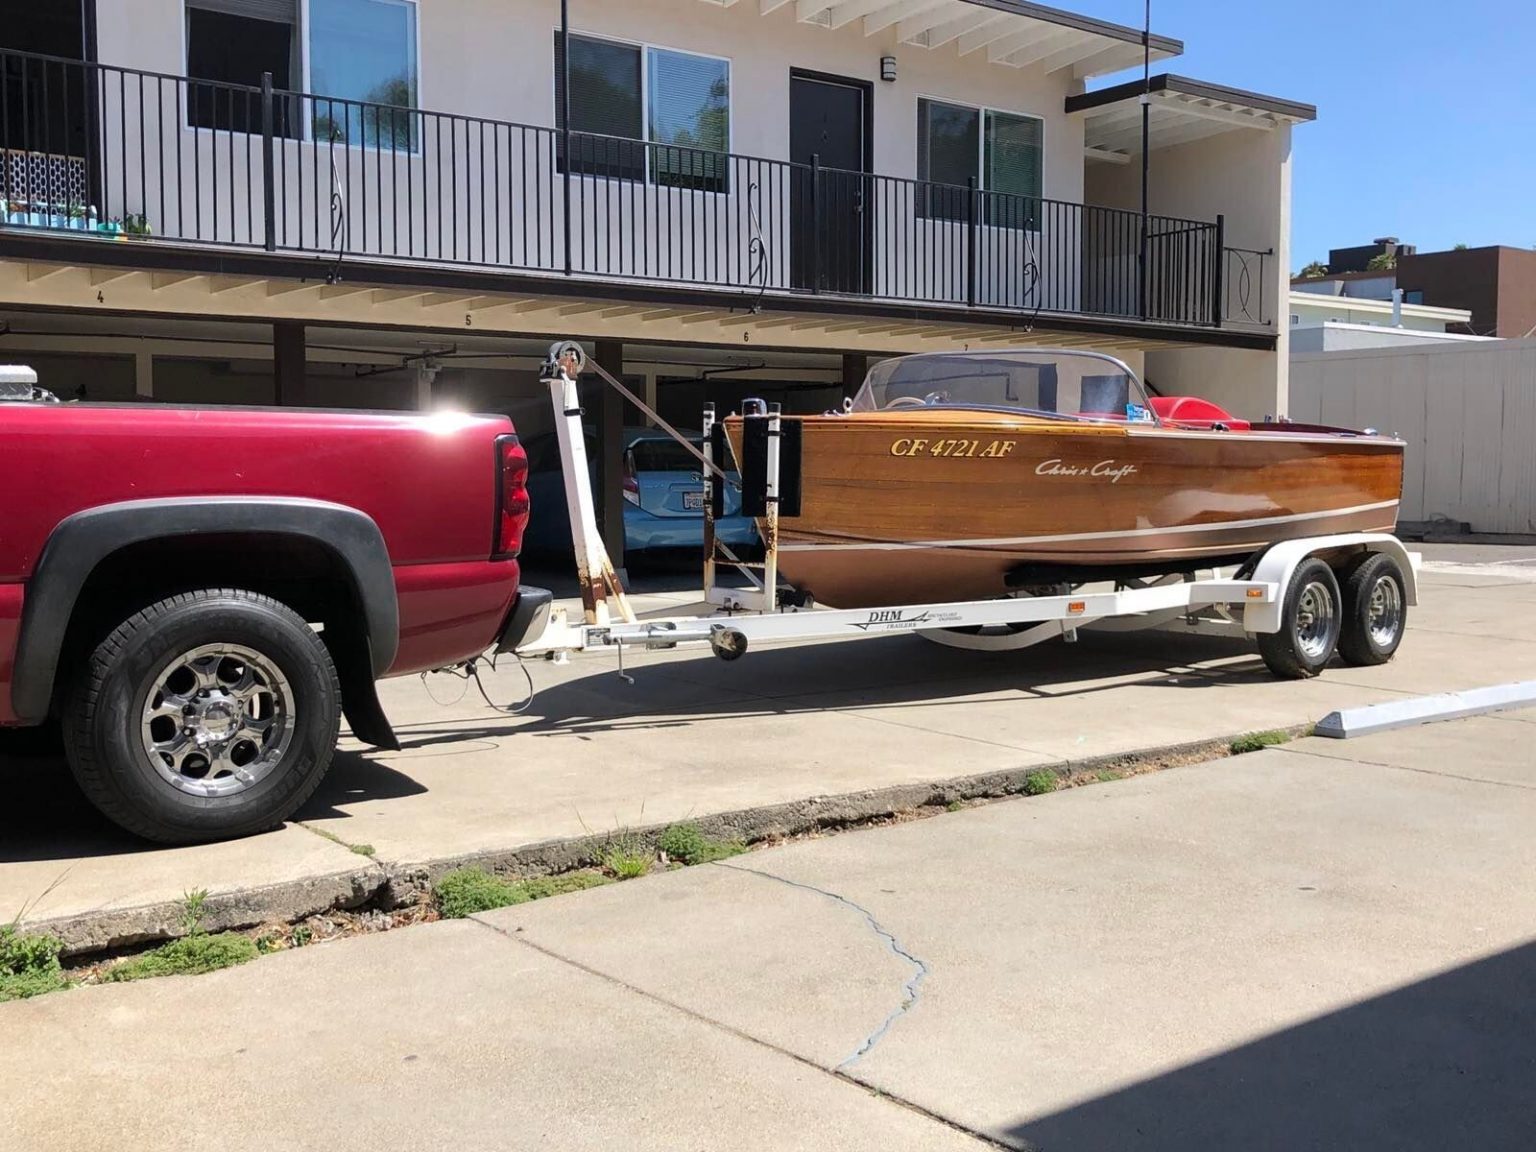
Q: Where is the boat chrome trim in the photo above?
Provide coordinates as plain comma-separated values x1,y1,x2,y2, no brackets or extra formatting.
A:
777,500,1402,552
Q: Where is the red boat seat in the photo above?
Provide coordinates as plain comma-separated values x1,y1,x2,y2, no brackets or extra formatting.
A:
1148,396,1252,431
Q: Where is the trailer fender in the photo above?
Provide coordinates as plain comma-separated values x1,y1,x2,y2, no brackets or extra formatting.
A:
1243,534,1419,635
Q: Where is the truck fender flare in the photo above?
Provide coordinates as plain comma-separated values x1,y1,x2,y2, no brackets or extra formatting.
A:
12,496,399,725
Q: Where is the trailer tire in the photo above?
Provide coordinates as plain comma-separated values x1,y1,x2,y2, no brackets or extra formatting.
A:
1258,558,1342,680
1337,553,1408,667
63,589,341,844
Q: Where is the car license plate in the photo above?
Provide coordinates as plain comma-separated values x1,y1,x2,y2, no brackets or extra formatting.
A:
683,490,705,511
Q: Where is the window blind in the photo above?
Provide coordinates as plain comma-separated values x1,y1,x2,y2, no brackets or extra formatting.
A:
917,98,976,222
186,0,295,23
554,33,644,181
647,48,728,191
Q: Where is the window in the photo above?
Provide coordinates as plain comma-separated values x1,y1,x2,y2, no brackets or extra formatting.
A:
1404,289,1424,304
182,0,417,148
308,0,419,149
556,33,730,192
918,97,1042,227
185,0,298,133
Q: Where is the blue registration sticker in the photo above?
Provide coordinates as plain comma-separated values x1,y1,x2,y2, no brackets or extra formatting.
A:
1125,403,1154,423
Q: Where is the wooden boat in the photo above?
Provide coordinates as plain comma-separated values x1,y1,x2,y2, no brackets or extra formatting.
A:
724,349,1404,609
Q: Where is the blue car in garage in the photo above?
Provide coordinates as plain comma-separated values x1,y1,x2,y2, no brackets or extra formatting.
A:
522,427,759,559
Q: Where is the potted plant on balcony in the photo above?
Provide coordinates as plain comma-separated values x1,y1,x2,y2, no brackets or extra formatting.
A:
97,215,123,238
122,212,153,240
64,201,95,232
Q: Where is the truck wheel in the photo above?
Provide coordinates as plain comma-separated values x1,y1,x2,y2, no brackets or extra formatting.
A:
1257,558,1342,680
63,589,341,844
1337,554,1408,666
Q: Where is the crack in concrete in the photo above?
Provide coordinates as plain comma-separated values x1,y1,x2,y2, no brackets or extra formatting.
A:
716,861,928,1069
1274,743,1536,791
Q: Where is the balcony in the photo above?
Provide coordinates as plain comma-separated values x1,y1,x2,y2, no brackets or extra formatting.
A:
0,49,1245,333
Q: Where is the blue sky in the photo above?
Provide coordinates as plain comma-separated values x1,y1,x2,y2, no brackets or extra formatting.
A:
1076,0,1536,269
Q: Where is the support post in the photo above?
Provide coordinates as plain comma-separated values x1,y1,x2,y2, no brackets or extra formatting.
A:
133,350,153,399
701,402,717,598
273,321,305,406
594,339,626,574
762,403,781,613
841,352,867,397
543,344,633,628
261,71,277,252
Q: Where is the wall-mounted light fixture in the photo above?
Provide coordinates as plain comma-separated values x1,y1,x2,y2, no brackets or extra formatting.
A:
880,55,897,82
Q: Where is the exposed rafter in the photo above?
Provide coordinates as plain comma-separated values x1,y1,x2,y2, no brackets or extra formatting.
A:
702,0,1183,78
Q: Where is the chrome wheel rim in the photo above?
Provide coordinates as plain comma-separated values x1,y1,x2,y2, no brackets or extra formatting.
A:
1367,575,1404,647
1295,580,1337,661
139,644,295,797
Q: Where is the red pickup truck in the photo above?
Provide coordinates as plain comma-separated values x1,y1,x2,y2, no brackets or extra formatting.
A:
0,380,550,844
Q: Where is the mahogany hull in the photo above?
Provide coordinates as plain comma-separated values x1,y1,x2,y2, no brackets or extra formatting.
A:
725,411,1405,609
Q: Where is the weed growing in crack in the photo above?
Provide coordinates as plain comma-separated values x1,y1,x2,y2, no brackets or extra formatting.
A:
0,924,69,1002
657,823,746,866
104,933,257,983
1231,730,1292,755
945,800,966,813
1094,769,1122,783
604,850,652,881
434,868,613,918
181,888,210,934
1021,770,1060,796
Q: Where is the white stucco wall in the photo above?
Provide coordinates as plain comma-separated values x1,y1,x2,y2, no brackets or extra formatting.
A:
1085,122,1292,417
91,0,1092,298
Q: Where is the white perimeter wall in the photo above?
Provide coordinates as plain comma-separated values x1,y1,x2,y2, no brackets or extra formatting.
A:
1290,339,1536,534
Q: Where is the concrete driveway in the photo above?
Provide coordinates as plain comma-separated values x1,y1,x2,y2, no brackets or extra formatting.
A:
5,547,1536,950
4,708,1532,1151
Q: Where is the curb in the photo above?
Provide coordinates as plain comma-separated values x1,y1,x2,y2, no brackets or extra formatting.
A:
27,729,1296,957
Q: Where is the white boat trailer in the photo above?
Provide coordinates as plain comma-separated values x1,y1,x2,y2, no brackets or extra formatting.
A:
514,342,1418,680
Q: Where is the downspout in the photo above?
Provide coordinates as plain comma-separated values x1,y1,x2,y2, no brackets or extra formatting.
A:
561,0,573,276
1138,0,1151,321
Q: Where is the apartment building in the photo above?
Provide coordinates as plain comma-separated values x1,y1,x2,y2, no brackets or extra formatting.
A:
0,0,1313,561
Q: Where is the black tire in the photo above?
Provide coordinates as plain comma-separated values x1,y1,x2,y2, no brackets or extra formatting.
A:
1337,553,1408,666
1258,558,1342,680
63,589,341,844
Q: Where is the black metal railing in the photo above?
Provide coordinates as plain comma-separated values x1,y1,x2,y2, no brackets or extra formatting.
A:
1222,245,1273,326
0,49,1232,328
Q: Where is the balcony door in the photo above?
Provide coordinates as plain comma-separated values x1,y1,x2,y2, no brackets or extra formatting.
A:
790,71,871,295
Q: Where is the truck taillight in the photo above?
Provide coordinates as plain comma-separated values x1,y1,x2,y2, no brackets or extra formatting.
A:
495,435,531,558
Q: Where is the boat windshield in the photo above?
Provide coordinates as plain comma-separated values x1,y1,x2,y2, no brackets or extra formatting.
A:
851,350,1155,424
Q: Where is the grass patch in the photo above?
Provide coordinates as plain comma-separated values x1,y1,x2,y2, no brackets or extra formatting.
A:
104,932,257,983
657,822,746,866
1230,730,1292,755
0,925,69,1002
1020,770,1060,796
434,867,613,919
603,849,652,881
1094,769,1122,783
945,799,966,813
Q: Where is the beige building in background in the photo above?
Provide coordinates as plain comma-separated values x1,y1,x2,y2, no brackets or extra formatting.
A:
0,0,1313,561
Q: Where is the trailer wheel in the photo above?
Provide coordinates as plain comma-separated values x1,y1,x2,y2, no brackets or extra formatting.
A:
63,589,341,844
1258,558,1342,679
1337,554,1408,666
